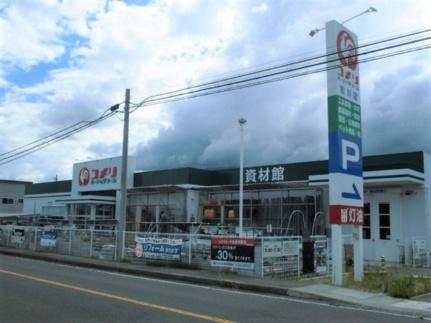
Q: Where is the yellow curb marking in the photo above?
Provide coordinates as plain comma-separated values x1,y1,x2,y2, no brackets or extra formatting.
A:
0,268,234,323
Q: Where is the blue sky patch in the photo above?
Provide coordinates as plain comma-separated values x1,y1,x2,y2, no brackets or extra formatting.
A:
5,33,88,88
6,59,67,87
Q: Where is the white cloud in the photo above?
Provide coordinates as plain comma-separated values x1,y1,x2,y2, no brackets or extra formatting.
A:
252,2,268,14
0,0,430,181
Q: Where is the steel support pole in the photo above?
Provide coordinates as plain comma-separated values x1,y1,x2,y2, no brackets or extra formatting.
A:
353,225,364,281
331,224,343,285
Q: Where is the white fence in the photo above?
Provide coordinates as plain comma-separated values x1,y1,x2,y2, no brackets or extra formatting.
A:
0,225,117,260
0,225,329,280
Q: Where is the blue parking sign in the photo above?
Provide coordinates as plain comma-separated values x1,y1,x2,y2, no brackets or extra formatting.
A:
329,132,362,177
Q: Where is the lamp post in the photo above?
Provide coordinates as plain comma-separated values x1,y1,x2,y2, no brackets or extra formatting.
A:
309,7,377,37
238,118,247,237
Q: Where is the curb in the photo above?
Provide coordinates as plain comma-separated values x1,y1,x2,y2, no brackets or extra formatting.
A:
0,248,291,296
4,247,429,319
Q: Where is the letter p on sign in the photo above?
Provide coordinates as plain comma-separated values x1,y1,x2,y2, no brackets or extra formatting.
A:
342,139,360,170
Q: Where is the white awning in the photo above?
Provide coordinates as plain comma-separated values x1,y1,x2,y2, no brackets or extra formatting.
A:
309,168,425,187
55,195,116,205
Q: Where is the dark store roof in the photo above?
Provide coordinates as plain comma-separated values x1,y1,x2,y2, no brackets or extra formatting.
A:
25,151,425,194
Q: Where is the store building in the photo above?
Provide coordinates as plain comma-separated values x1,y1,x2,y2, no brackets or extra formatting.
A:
0,180,31,223
23,151,431,264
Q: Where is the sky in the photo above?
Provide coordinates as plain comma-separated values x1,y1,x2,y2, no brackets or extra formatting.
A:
0,0,430,182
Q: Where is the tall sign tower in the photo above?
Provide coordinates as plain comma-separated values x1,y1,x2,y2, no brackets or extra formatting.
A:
326,20,364,284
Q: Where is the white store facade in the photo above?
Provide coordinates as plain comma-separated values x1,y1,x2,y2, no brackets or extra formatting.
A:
23,151,431,265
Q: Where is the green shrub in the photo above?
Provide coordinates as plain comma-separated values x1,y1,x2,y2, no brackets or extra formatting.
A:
388,276,415,298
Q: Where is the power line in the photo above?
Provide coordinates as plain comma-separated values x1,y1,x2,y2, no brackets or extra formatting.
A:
0,109,119,165
131,32,431,108
134,44,431,107
0,107,117,159
145,36,431,104
134,28,431,106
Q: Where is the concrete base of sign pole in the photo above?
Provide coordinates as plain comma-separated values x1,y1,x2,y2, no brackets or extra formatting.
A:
353,225,364,282
331,224,343,285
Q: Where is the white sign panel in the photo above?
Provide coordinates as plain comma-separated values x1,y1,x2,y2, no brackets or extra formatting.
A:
11,228,25,244
72,156,136,193
326,20,360,102
329,173,363,207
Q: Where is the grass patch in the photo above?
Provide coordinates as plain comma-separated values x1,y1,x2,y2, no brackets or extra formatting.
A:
413,276,431,296
343,271,385,293
388,275,415,298
342,271,431,298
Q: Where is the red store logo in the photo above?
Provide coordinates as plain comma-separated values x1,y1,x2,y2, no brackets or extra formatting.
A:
78,167,90,186
336,30,359,84
78,166,118,186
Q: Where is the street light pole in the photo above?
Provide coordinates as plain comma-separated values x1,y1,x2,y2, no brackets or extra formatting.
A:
238,118,247,237
309,7,377,37
116,88,130,261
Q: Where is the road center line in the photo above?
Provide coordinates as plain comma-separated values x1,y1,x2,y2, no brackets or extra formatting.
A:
0,268,234,323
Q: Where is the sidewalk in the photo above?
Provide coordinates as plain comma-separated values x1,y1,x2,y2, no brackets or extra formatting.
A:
2,246,431,319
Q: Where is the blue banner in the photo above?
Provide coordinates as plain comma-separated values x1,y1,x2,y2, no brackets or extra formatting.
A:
135,237,182,260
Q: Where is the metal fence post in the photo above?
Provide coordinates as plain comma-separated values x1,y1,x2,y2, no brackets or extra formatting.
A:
188,231,192,265
114,231,118,261
297,237,300,279
6,228,10,247
89,228,93,258
68,229,72,255
261,237,264,278
122,230,126,259
33,227,38,251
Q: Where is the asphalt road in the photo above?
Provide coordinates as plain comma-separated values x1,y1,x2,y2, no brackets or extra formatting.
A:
0,254,426,323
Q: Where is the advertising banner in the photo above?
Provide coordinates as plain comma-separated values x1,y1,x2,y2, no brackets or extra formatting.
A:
40,230,57,247
313,239,328,274
72,156,136,193
11,228,25,244
135,237,182,261
210,237,255,270
262,238,300,275
412,239,427,267
326,20,363,225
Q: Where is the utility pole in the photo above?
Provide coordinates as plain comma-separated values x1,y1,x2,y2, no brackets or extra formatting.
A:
116,88,130,261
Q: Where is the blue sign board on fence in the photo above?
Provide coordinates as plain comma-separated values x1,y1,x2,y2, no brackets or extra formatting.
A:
40,230,57,247
135,237,182,260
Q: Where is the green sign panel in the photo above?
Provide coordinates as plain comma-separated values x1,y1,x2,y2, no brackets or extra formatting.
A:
328,95,361,138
